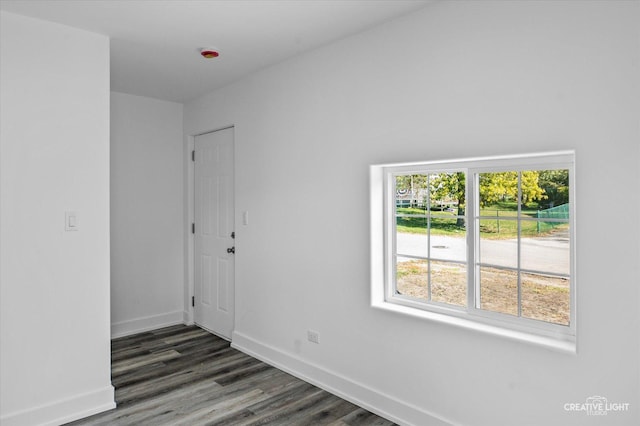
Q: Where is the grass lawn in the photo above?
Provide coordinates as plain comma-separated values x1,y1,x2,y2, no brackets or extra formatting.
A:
396,203,568,238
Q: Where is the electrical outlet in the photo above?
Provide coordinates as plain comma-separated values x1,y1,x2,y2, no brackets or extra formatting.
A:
307,330,319,344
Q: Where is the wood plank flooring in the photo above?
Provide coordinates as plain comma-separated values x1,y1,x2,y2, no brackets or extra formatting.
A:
66,325,397,426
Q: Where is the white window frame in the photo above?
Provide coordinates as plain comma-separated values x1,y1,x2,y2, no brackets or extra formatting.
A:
371,151,576,351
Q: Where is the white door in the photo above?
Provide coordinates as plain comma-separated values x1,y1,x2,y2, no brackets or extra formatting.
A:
194,127,235,339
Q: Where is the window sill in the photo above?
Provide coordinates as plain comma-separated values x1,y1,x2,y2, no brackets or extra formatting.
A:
372,299,577,354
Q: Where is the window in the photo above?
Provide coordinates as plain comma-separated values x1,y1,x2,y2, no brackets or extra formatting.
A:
371,152,575,345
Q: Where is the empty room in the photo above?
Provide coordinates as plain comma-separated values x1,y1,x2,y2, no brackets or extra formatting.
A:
1,1,638,425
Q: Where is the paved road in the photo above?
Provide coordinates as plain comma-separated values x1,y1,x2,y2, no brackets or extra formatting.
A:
396,230,569,275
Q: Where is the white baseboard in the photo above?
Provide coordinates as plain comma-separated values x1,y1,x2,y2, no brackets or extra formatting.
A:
111,310,184,338
0,385,115,426
231,331,451,426
183,309,194,325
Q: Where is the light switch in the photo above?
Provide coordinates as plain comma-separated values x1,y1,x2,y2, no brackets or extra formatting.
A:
242,211,249,226
65,211,78,231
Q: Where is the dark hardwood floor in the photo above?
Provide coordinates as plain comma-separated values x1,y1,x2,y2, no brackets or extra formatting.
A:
66,324,397,426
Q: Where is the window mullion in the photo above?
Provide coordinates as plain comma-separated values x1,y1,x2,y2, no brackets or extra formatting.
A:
426,174,432,301
467,168,476,312
516,172,522,318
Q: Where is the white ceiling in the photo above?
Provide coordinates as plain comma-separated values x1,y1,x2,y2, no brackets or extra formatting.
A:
0,0,433,103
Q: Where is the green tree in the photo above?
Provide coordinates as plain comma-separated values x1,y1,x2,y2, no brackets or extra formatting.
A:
430,172,466,226
478,171,518,206
398,170,546,227
478,171,546,207
538,169,569,206
521,171,546,204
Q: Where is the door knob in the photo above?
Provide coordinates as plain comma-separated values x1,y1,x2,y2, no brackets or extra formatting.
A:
227,246,235,254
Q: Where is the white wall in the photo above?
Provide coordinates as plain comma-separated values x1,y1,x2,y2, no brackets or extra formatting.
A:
110,92,184,337
0,12,114,426
185,1,639,425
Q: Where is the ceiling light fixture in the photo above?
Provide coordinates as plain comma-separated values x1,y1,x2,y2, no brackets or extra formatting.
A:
200,48,219,59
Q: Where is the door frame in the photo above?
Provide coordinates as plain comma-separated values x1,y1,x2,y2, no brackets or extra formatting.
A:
184,125,235,334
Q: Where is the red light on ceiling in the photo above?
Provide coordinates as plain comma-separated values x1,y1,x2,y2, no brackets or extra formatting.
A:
200,49,219,59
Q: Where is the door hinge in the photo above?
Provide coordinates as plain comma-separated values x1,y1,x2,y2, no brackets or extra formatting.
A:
192,296,195,307
192,223,195,234
192,150,195,162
